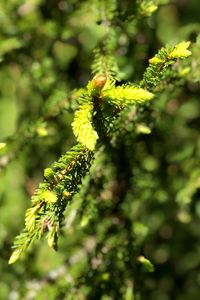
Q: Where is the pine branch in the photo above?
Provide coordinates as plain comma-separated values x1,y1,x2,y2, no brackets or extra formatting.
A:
91,0,119,77
119,0,169,23
72,76,108,151
92,46,119,78
140,41,192,91
9,69,155,265
9,144,93,264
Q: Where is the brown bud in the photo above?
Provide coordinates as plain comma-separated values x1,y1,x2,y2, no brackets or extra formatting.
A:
92,75,107,90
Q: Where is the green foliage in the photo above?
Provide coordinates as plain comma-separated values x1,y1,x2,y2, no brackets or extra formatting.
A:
141,41,192,90
137,0,159,16
102,84,154,107
0,37,22,58
9,144,93,264
72,75,154,150
1,0,200,299
72,103,98,150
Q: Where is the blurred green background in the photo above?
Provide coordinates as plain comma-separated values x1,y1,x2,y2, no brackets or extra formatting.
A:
1,0,200,299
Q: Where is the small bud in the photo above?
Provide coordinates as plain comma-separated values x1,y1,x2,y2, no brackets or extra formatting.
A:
149,57,163,64
44,168,54,180
92,75,107,90
87,75,107,97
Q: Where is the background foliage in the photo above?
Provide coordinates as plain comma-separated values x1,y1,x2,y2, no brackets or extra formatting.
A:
1,0,200,299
